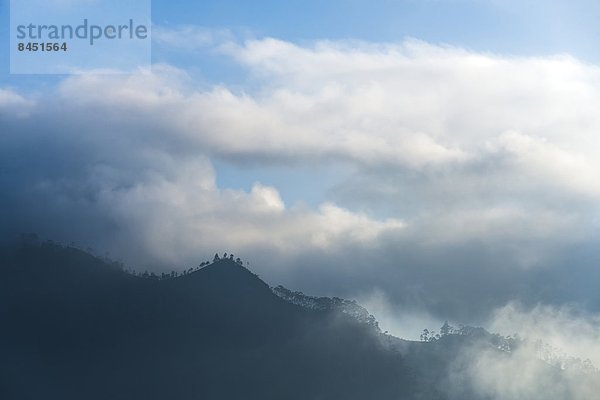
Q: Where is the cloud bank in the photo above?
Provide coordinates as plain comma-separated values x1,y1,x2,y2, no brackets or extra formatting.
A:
3,36,600,325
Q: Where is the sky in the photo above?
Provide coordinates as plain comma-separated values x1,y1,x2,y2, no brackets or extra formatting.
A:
2,0,600,343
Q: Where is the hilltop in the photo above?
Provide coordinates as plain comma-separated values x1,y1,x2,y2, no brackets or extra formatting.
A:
1,241,597,400
0,242,412,400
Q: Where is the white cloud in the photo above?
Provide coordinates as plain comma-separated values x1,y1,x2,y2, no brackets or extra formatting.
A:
357,289,442,340
493,131,600,198
0,88,35,115
3,36,600,321
489,303,600,368
446,303,600,400
52,38,600,205
462,343,600,400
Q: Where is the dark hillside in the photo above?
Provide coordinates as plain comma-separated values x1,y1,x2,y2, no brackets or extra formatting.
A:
0,242,413,400
3,242,587,400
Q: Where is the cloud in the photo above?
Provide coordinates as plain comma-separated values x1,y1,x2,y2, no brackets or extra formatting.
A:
357,289,442,340
442,303,600,400
0,83,404,268
489,303,600,368
3,37,600,323
460,342,600,400
493,131,600,199
0,88,35,116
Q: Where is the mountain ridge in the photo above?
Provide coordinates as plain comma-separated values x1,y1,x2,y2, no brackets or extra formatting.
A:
2,240,597,400
0,241,414,400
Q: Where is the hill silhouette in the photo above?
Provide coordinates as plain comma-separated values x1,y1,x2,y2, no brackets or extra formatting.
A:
0,241,413,400
2,241,596,400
